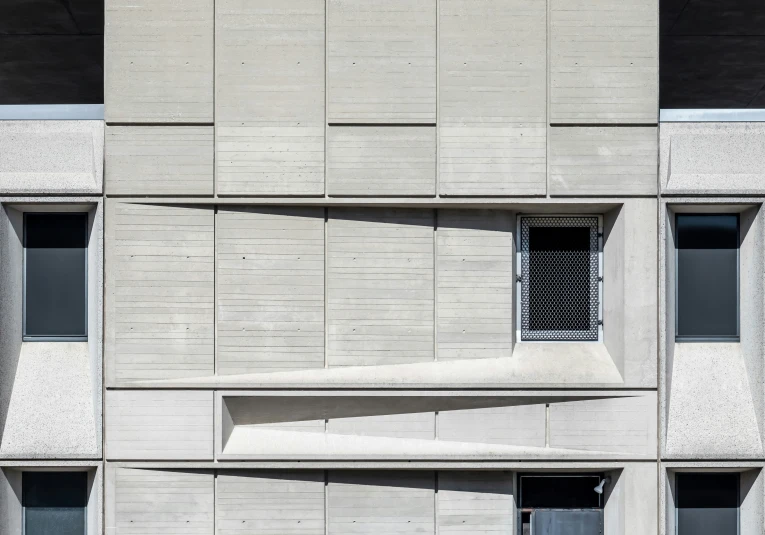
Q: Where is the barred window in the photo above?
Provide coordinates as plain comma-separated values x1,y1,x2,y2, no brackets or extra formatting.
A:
519,216,601,341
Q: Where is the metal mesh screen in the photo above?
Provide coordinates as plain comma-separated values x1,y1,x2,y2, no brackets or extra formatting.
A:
520,216,599,341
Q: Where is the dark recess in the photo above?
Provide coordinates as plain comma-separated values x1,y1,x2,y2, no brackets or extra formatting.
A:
0,0,103,104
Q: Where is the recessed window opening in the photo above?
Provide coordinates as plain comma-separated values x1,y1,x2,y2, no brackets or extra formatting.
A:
23,471,87,535
519,474,605,535
518,216,602,342
675,214,739,342
23,213,88,341
676,473,739,535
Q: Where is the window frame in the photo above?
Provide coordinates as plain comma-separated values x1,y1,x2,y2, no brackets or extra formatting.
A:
515,214,603,343
22,211,89,342
674,213,740,343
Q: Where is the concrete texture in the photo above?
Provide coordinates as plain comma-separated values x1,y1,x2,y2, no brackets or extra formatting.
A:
0,201,102,460
327,126,436,196
216,207,325,375
660,201,765,460
105,201,215,383
105,390,213,460
215,0,325,196
0,343,98,458
661,122,765,194
105,126,214,195
327,0,436,123
549,127,658,195
104,0,213,122
0,121,103,194
550,0,658,123
326,208,435,367
439,0,546,196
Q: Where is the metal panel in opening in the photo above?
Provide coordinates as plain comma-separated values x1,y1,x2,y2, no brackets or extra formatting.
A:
532,510,603,535
519,216,600,342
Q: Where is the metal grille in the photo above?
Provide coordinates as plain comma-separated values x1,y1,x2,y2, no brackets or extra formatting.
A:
520,216,599,341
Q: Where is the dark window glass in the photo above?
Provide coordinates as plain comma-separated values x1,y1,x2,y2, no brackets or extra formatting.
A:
529,226,591,332
676,214,739,340
520,475,602,509
677,473,738,535
25,213,88,339
0,0,103,104
23,472,87,535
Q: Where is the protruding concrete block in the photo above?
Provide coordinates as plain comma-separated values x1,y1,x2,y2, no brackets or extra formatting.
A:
550,127,658,195
105,126,213,195
105,0,213,122
0,121,103,194
327,126,436,196
215,0,325,195
327,0,436,123
550,0,657,123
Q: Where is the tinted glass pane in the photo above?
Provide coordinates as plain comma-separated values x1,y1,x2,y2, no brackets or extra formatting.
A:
677,473,738,535
528,226,591,332
676,214,738,339
520,476,601,509
25,213,87,338
23,472,87,535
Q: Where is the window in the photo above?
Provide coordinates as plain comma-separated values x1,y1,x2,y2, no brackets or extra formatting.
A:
677,473,738,535
23,471,87,535
519,475,604,535
24,213,88,341
676,214,739,341
518,216,601,342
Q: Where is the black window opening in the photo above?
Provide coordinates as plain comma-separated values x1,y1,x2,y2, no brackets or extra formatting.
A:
660,0,765,109
0,0,104,105
24,213,88,341
23,471,87,535
677,473,739,535
675,214,739,341
520,216,600,342
519,475,605,535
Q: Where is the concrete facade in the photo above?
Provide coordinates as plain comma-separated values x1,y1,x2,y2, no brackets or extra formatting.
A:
1,0,763,533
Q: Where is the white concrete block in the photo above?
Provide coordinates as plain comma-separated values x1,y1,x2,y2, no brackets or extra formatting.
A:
327,126,436,196
436,210,513,361
217,207,325,375
105,0,213,122
105,126,214,196
105,201,215,383
215,0,325,195
327,0,436,123
550,0,657,123
105,390,213,460
550,127,658,195
439,0,546,195
327,208,434,367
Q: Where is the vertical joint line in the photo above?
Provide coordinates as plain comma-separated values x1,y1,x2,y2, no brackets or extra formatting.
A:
324,207,329,369
545,403,550,447
433,209,438,361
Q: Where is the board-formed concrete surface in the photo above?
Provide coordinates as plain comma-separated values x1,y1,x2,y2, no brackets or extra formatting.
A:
9,0,765,533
